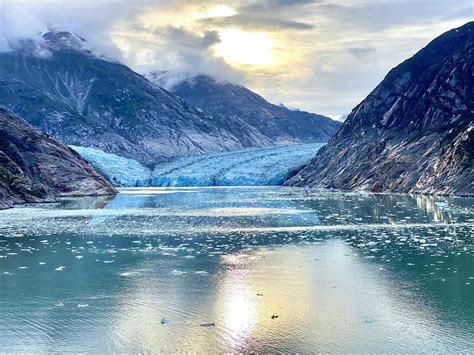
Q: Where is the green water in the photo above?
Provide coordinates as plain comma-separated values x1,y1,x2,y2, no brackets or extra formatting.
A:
0,187,472,352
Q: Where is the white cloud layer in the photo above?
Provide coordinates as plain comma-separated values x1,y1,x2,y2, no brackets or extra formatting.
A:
0,0,472,117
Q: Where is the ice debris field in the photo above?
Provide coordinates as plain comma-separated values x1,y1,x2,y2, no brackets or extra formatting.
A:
70,143,323,187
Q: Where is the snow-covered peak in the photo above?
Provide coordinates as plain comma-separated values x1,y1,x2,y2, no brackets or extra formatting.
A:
42,31,86,50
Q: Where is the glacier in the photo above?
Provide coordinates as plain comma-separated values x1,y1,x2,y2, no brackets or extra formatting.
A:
70,144,324,187
69,145,152,186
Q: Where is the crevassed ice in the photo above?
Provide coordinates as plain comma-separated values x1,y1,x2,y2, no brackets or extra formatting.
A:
70,144,323,187
69,145,152,186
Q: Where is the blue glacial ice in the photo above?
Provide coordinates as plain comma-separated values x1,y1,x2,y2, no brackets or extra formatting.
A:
69,145,152,186
153,143,324,186
70,143,323,187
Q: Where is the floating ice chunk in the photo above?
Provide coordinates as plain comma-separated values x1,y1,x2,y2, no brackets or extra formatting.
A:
195,271,208,275
172,269,186,275
435,202,449,209
75,255,83,259
120,271,139,277
77,304,89,308
55,266,66,271
18,266,29,270
39,262,46,265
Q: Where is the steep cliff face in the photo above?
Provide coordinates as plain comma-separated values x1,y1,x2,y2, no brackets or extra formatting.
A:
0,107,116,209
286,22,473,196
147,73,341,145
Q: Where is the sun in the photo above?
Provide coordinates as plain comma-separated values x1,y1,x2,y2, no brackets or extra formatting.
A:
212,28,276,66
193,5,237,19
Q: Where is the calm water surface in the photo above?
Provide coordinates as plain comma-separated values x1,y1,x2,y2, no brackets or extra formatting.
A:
0,187,473,353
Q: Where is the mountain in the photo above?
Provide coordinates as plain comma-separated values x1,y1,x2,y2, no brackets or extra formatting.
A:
0,107,116,209
286,22,474,196
0,32,339,167
147,73,341,144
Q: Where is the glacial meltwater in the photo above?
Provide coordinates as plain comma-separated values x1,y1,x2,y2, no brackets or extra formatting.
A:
0,187,472,353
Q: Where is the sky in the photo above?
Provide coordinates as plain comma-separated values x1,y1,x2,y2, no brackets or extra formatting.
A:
0,0,472,118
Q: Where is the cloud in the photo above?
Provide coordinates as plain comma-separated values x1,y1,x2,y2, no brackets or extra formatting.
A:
0,0,472,117
201,14,315,31
347,46,377,61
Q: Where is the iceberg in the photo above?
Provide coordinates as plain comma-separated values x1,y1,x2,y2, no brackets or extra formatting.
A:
70,143,323,187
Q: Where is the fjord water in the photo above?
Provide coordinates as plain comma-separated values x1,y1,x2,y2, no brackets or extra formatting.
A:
0,187,472,353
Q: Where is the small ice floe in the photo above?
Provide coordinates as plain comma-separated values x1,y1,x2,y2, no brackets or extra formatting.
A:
75,255,83,260
18,266,29,270
103,260,114,264
172,269,186,275
199,322,215,327
39,262,46,265
3,272,12,276
55,302,64,307
195,271,208,275
120,271,139,277
55,266,66,271
77,304,89,308
86,241,94,244
160,318,169,325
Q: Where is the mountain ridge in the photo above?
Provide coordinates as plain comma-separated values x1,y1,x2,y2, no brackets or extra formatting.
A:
0,31,340,167
286,22,474,196
147,73,341,145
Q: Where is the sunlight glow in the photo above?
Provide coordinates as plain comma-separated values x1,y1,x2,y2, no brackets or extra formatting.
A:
213,29,276,66
194,5,237,19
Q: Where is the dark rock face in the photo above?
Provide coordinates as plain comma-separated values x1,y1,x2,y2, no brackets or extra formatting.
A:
149,74,341,145
286,22,474,196
0,107,116,209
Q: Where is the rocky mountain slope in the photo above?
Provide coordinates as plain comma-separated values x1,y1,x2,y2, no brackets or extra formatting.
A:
0,31,338,166
0,107,116,209
286,22,473,196
147,73,341,144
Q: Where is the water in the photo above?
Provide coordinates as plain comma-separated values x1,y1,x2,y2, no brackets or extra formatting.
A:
0,187,472,353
